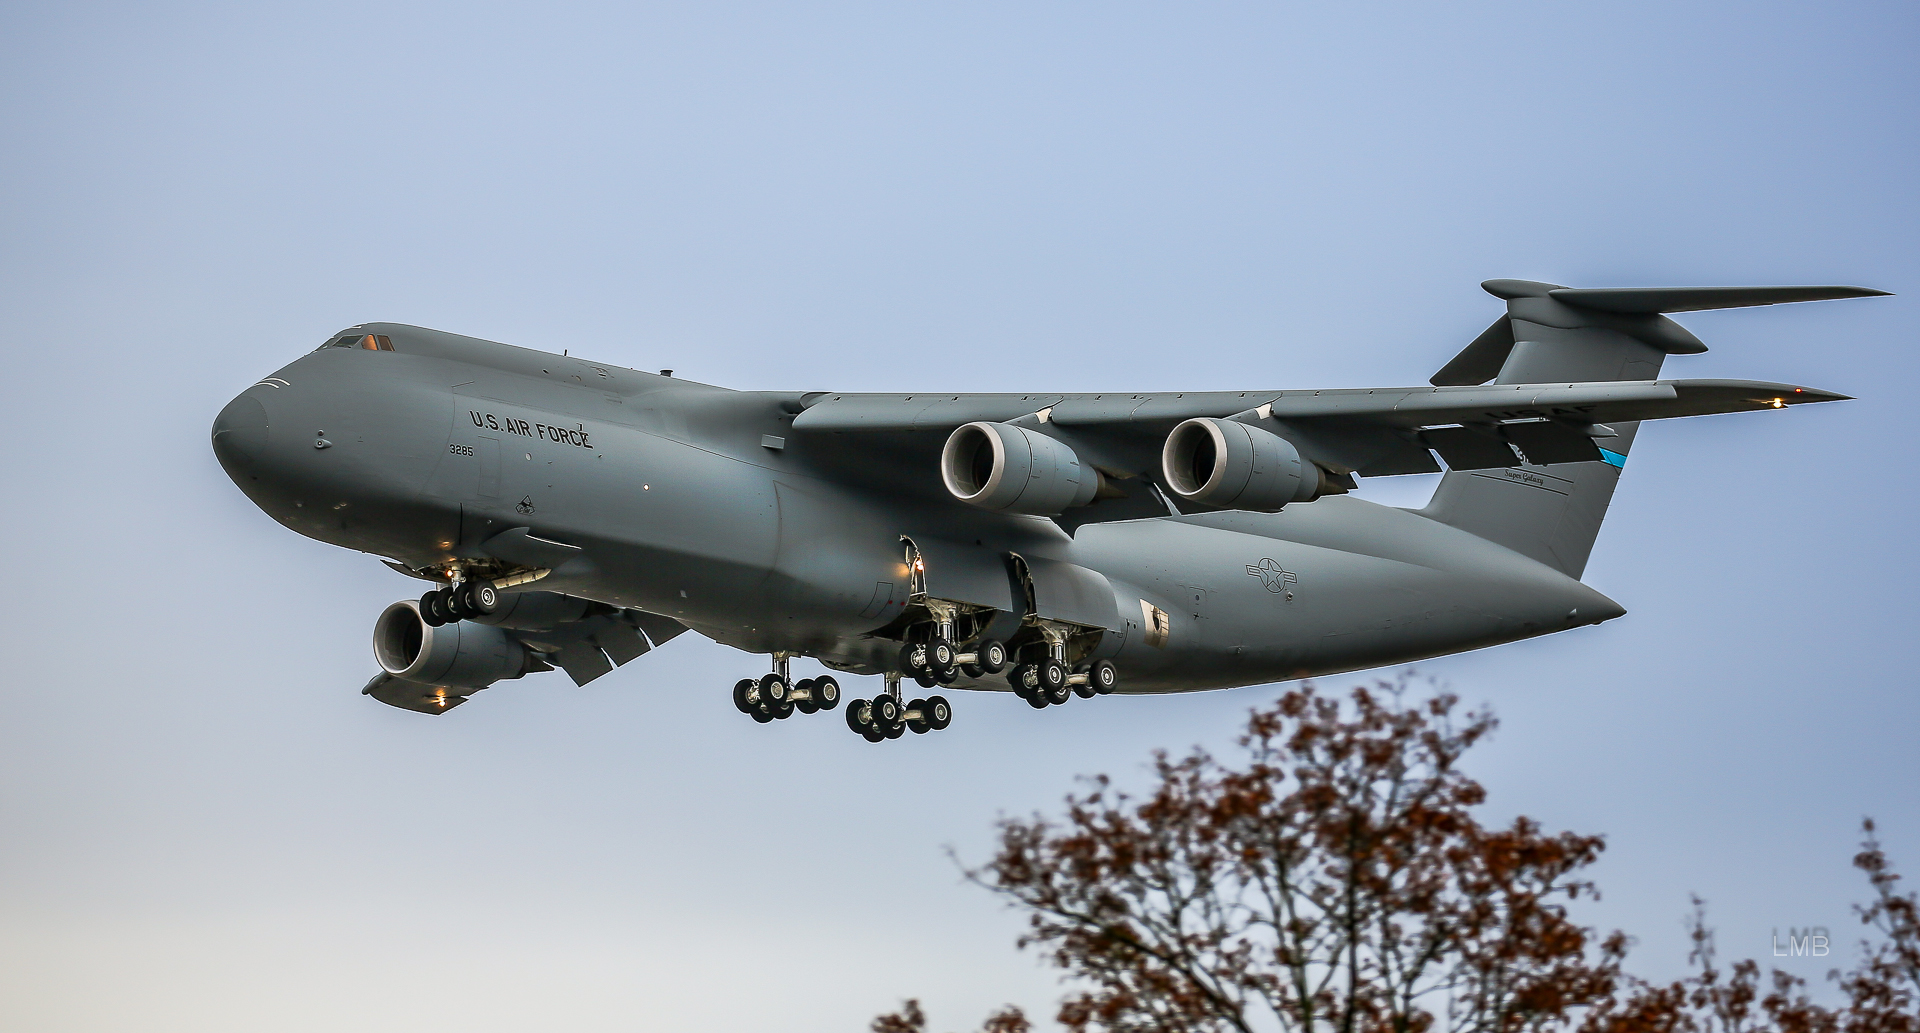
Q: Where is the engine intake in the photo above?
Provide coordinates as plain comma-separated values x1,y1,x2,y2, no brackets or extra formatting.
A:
1161,418,1322,512
373,600,535,689
941,421,1100,515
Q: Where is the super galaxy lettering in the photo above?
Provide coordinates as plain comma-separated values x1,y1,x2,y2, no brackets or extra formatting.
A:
468,411,594,449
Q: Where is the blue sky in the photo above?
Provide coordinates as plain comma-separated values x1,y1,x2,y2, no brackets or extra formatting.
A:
2,2,1915,1030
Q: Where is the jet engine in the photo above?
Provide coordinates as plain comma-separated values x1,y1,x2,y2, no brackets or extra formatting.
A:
1161,418,1322,512
941,421,1100,515
373,599,536,689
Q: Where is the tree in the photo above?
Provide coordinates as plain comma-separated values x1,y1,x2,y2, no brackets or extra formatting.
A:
880,681,1919,1033
963,681,1627,1033
1581,822,1919,1033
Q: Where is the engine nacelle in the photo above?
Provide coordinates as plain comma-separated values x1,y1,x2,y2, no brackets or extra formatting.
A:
373,600,535,688
1161,418,1321,512
941,421,1100,515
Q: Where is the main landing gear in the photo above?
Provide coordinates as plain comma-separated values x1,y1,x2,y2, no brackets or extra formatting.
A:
419,580,501,626
897,635,1009,688
732,654,841,724
845,672,952,744
1011,657,1118,707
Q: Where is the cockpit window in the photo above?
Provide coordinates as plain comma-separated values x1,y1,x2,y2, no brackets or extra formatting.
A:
320,333,394,351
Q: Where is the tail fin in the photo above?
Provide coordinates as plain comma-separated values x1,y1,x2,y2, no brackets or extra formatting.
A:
1420,279,1886,578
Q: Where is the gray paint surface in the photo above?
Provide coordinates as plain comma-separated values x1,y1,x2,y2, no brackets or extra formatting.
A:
210,292,1857,706
3,3,1917,1032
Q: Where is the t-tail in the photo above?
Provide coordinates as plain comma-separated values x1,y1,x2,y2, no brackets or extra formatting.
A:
1418,280,1887,579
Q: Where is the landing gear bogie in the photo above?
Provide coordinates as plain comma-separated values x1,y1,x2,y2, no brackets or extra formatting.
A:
1011,655,1121,708
734,655,840,724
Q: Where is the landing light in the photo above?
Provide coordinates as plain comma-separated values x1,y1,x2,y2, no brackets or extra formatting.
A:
1771,398,1785,408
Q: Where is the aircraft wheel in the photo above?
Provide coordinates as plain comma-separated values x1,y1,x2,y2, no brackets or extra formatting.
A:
863,725,887,743
750,706,774,724
913,671,940,689
925,695,952,731
960,663,984,679
470,581,501,615
1072,678,1097,699
846,698,871,733
1026,691,1049,709
732,678,758,714
770,697,795,720
906,699,930,734
1010,663,1038,699
1040,659,1069,692
936,667,958,685
871,694,901,728
976,639,1009,674
884,719,904,739
419,591,447,627
758,673,790,705
1091,660,1119,695
445,587,474,621
927,637,958,675
897,642,926,675
813,675,841,710
793,678,819,714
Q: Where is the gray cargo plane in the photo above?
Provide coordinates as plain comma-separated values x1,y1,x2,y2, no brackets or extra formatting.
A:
211,279,1882,740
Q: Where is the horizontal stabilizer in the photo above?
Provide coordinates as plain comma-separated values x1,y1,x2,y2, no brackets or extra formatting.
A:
1547,285,1890,314
1433,280,1891,387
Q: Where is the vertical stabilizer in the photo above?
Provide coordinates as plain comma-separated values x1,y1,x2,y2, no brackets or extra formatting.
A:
1420,279,1884,579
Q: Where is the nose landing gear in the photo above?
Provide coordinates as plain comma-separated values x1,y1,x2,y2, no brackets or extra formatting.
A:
732,654,841,724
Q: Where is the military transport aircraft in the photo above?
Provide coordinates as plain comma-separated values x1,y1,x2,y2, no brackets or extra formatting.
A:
211,279,1884,741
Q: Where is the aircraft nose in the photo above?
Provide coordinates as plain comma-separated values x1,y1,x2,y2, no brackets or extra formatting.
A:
211,392,272,471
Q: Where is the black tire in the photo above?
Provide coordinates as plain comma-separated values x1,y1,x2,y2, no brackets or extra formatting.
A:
447,586,475,620
813,675,841,710
1040,658,1069,691
1026,690,1049,709
960,663,984,679
926,695,952,730
936,667,958,685
898,642,926,674
794,678,819,714
884,720,904,739
419,591,446,627
927,637,957,675
906,699,930,734
977,639,1009,674
863,725,886,743
771,697,794,719
1073,677,1097,699
913,671,939,689
1010,663,1039,699
471,581,501,614
1091,660,1119,695
846,699,872,732
732,678,757,714
750,707,774,724
759,673,789,704
872,695,901,727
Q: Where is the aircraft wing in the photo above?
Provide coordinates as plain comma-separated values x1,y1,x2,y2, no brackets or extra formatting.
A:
791,378,1848,482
